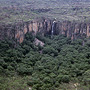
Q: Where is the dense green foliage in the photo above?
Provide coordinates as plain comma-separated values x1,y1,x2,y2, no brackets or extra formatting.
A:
0,33,90,90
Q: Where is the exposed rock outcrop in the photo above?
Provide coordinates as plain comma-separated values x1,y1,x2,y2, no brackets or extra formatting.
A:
34,38,45,47
0,18,90,43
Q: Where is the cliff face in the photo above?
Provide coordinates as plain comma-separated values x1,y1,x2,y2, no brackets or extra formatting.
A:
0,18,90,43
55,21,89,39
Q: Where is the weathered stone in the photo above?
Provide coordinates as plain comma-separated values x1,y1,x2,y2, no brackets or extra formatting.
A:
0,18,90,43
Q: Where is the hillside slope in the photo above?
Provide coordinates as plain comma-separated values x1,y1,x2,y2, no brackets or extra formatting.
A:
0,0,90,8
0,0,90,23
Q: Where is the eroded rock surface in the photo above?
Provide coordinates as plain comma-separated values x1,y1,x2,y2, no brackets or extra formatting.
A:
0,18,90,43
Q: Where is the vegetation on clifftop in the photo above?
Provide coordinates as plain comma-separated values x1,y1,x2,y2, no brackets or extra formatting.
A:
0,0,90,24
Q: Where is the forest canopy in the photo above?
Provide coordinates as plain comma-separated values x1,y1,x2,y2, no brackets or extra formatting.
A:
0,33,90,90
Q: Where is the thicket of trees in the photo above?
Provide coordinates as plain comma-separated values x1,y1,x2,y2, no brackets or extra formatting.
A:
0,33,90,90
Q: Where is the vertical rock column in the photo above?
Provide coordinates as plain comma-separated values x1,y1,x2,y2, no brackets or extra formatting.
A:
32,20,38,34
15,23,25,43
87,24,90,37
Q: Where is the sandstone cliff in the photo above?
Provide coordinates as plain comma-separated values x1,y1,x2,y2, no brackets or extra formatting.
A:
0,18,90,43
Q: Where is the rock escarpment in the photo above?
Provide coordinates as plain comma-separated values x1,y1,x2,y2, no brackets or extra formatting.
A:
0,18,90,43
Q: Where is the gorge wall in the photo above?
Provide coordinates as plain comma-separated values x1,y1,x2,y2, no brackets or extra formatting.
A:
0,18,90,43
